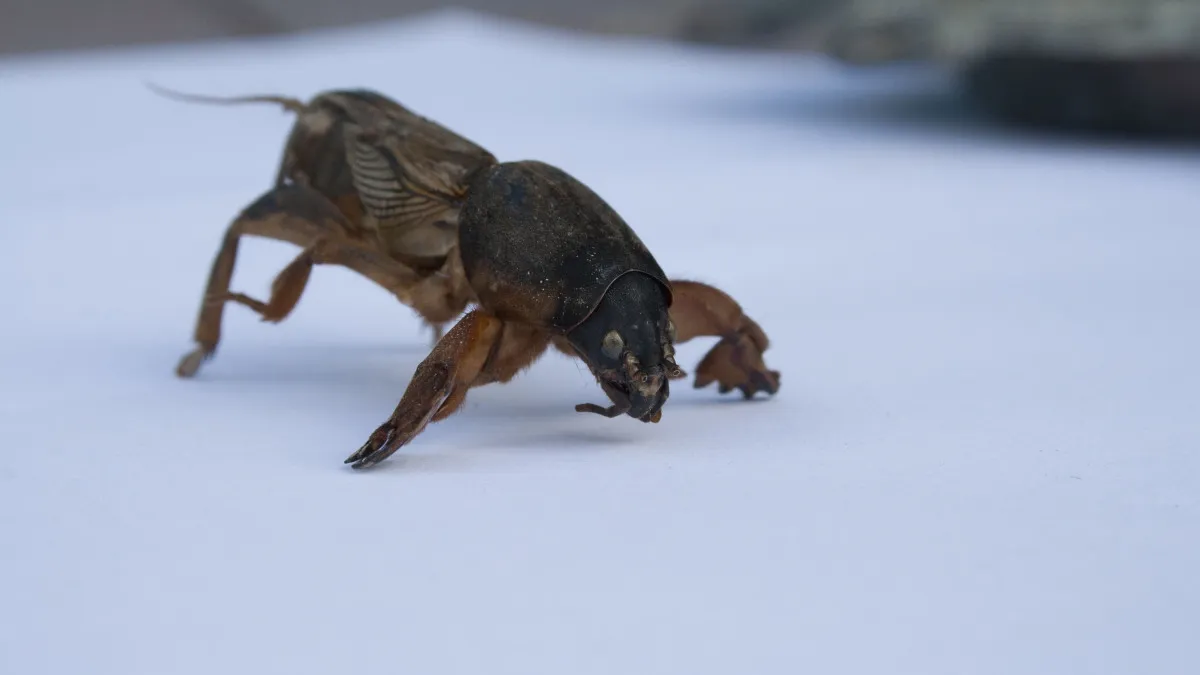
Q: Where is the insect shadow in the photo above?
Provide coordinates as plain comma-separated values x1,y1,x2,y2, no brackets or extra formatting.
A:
159,340,634,465
183,341,429,387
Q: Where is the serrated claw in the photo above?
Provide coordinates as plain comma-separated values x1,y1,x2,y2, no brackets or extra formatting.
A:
693,333,780,400
747,369,780,397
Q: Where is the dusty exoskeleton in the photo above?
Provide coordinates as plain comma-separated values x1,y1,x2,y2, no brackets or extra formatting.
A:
156,85,781,468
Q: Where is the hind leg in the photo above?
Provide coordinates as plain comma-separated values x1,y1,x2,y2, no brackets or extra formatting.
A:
175,183,427,378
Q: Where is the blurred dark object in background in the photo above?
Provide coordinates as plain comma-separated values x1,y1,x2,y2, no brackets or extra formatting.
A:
677,0,840,48
681,0,1200,138
5,0,1200,138
962,55,1200,137
0,0,697,55
809,0,1200,138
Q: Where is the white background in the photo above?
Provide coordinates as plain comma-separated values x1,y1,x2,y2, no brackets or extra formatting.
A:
2,11,1198,675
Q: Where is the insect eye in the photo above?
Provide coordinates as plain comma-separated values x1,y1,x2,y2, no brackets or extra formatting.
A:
666,320,677,343
601,330,625,359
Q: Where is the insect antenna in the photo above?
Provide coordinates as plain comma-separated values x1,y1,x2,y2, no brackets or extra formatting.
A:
145,81,306,114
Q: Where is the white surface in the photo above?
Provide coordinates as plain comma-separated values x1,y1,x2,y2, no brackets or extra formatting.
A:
2,10,1199,675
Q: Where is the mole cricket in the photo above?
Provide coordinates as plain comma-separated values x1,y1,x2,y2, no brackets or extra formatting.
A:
153,85,781,468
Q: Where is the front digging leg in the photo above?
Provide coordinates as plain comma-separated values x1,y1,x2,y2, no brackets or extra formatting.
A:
668,279,781,399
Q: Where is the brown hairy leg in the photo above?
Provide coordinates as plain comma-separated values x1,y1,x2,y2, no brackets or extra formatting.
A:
175,183,448,378
345,311,551,469
667,279,781,399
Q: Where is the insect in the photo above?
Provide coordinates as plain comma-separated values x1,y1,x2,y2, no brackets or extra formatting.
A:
153,85,781,468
